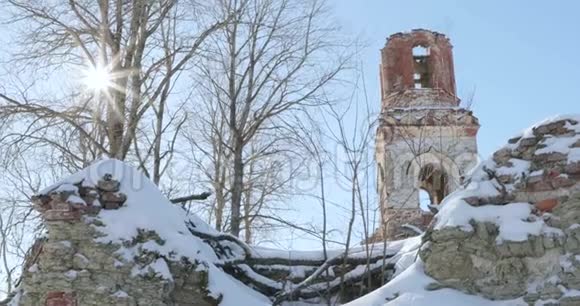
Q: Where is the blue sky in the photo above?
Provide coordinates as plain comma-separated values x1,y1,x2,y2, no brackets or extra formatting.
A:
333,0,580,158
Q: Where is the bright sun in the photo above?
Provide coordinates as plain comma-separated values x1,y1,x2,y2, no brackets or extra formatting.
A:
82,65,112,90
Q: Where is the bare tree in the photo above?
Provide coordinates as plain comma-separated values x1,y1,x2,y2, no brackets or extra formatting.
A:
192,0,349,237
271,65,382,303
184,91,308,242
291,114,333,305
0,0,228,176
0,0,231,295
325,100,375,299
0,157,46,296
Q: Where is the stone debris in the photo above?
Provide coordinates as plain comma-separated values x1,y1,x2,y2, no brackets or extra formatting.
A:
8,173,216,306
420,116,580,305
2,163,418,306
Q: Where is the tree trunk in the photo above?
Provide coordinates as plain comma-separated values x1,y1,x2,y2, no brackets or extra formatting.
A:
230,143,244,237
244,195,252,244
107,102,124,159
215,196,225,231
243,159,255,244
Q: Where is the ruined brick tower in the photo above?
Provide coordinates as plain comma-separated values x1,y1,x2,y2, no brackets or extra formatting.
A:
376,29,480,240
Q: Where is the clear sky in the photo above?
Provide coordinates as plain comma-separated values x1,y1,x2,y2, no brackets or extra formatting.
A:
333,0,580,158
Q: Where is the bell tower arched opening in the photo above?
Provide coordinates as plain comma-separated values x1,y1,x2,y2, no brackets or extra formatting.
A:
418,163,449,206
379,29,460,107
412,45,431,89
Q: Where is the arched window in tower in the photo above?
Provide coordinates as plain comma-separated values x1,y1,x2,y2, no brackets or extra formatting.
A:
412,45,431,89
418,163,449,207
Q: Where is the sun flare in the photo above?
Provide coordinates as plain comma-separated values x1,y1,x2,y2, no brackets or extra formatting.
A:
82,65,112,91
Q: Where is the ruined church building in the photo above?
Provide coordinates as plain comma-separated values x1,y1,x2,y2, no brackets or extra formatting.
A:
375,29,481,240
0,29,495,306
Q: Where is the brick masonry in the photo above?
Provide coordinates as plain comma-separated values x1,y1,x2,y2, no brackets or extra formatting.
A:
10,175,216,306
374,29,479,242
380,29,457,108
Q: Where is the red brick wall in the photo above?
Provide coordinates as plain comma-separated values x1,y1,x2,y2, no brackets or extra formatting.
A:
45,292,76,306
380,29,457,107
382,209,434,241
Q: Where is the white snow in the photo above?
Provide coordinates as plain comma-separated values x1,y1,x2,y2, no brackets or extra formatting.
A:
530,169,545,177
40,159,271,306
250,247,336,261
569,148,580,163
64,270,78,280
27,264,38,273
5,289,22,306
400,224,423,235
250,238,418,261
3,115,576,306
535,136,578,155
535,299,559,306
206,265,272,306
513,114,580,140
431,153,564,243
495,159,531,178
345,261,526,306
566,118,580,133
563,288,580,297
437,201,538,242
52,183,78,194
31,148,576,306
131,258,173,281
112,290,129,298
237,264,286,290
270,237,422,297
66,194,86,205
433,189,550,243
424,115,580,245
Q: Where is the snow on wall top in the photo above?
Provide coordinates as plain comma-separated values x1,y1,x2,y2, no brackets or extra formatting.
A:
432,114,580,241
345,261,526,306
37,158,271,306
510,114,580,140
345,114,580,306
30,158,421,305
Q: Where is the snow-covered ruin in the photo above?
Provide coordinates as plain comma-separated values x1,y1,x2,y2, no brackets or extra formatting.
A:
2,28,580,306
2,114,580,306
0,159,421,306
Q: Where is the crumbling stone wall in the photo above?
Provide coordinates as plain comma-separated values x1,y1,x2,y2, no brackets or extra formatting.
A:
420,117,580,306
10,175,216,306
0,160,410,306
